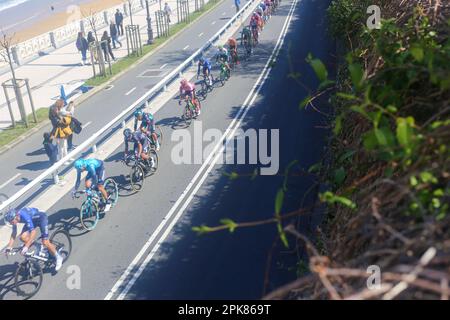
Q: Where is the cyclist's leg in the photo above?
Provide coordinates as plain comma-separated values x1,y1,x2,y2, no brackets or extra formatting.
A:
39,215,57,257
96,167,108,200
19,226,31,243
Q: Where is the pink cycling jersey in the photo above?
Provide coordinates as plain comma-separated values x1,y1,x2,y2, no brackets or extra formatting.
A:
180,82,195,93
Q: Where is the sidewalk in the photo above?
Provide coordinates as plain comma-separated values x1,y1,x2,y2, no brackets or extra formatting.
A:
0,0,209,130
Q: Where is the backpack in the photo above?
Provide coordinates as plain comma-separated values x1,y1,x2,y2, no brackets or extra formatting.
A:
71,117,83,134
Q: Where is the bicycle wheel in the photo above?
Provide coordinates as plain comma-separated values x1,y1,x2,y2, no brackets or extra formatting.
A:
219,71,226,86
130,164,145,192
14,260,43,299
182,106,192,126
49,229,72,263
200,82,208,99
104,178,119,207
80,199,99,231
147,149,159,175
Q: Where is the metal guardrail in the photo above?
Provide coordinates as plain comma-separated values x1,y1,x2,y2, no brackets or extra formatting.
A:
0,0,255,213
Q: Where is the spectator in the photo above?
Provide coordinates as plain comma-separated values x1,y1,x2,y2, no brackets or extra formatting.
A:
110,21,122,49
61,101,75,150
101,31,115,62
49,99,72,163
87,31,97,63
164,2,172,23
115,9,124,36
235,0,240,13
43,132,58,165
76,32,89,65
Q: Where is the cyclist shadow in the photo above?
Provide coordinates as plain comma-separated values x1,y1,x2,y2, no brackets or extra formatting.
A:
158,116,189,130
49,207,91,238
0,264,22,300
104,151,141,197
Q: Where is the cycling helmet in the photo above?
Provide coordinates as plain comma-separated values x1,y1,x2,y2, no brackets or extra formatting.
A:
218,45,224,50
3,208,18,225
123,128,133,140
74,158,86,170
147,113,154,121
180,79,188,86
199,57,205,64
134,108,144,118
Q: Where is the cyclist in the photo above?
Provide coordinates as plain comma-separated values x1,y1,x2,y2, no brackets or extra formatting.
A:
3,208,64,271
134,108,160,151
197,57,213,86
215,45,231,74
179,78,200,115
227,37,239,65
123,129,154,169
250,12,261,43
72,158,111,211
241,25,253,54
256,3,266,25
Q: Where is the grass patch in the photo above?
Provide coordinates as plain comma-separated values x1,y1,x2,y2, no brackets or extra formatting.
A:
0,108,49,147
85,0,223,87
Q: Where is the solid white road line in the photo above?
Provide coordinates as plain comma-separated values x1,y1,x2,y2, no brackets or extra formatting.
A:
125,87,137,96
159,63,168,69
0,173,21,190
82,121,92,129
183,45,190,50
106,0,299,300
198,32,204,37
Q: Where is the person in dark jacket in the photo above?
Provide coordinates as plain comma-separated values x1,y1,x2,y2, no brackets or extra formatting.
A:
76,32,89,65
101,31,115,62
115,9,124,36
43,132,58,165
109,21,122,49
87,31,97,63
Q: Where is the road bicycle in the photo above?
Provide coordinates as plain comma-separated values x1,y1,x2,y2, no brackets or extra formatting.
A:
6,229,72,299
126,148,159,192
217,61,231,86
180,95,201,127
73,178,119,230
241,32,253,60
198,74,214,99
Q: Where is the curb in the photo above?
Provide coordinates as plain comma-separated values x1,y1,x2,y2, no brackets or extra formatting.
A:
0,0,226,157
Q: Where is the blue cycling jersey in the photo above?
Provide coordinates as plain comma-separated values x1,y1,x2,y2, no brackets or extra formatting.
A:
197,59,212,76
13,208,46,234
75,159,104,190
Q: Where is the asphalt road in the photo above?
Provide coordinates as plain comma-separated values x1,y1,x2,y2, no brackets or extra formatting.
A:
0,0,246,201
0,0,335,300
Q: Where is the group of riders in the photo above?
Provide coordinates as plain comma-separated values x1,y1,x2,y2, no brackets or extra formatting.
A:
1,0,279,273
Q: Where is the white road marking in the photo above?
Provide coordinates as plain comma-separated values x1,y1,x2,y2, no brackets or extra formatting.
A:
106,0,300,300
82,121,92,129
0,173,21,190
183,45,190,50
198,32,204,37
211,21,216,25
125,87,137,96
159,63,167,69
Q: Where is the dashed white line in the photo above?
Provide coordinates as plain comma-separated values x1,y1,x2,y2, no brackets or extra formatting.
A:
198,32,204,37
0,173,21,190
183,45,189,50
211,21,216,25
125,87,137,96
159,63,167,69
82,121,92,129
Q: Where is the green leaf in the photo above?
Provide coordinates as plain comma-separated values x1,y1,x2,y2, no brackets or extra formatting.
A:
410,175,418,187
319,191,356,209
192,225,214,235
396,117,414,148
275,189,284,216
348,63,364,90
299,95,311,109
308,163,321,173
375,127,395,147
337,92,358,101
318,80,335,90
277,223,289,248
306,54,328,82
387,105,398,113
334,115,342,135
334,167,346,186
220,219,238,233
420,172,438,184
410,46,424,62
363,130,378,150
338,150,355,163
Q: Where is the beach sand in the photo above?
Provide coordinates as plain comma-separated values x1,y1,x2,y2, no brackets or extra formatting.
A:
14,0,127,42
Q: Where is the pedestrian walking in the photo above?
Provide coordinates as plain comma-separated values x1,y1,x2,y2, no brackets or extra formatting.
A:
76,32,89,65
87,31,98,63
164,2,172,23
101,31,115,62
115,9,124,36
110,21,122,49
235,0,241,13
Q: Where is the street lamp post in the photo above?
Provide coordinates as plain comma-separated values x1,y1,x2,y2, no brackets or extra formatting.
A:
145,0,154,44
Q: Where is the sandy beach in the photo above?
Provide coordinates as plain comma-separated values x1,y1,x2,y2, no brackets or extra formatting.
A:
7,0,127,43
